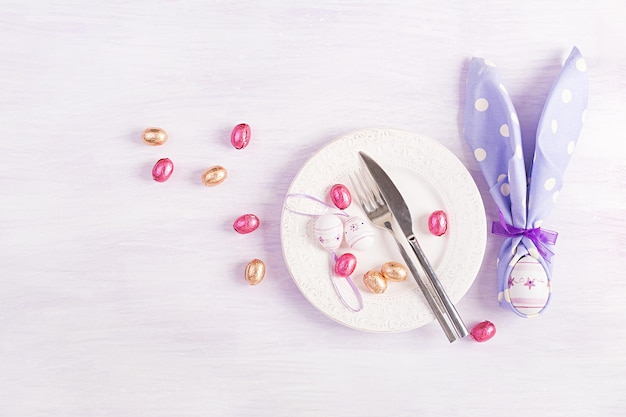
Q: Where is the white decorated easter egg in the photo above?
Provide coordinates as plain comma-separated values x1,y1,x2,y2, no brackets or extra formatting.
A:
313,214,343,252
506,256,550,317
343,216,375,251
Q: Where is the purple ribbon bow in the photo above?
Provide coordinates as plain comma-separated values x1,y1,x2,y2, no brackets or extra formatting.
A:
491,211,558,262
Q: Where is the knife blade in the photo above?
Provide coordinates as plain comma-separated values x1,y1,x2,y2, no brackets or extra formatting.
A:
359,151,469,339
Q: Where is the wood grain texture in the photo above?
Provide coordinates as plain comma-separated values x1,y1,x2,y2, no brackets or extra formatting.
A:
1,1,625,416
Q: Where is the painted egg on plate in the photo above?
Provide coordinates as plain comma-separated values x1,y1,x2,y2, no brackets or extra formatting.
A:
343,216,375,251
506,255,550,317
313,214,343,252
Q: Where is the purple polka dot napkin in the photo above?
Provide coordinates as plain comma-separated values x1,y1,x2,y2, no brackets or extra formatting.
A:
464,47,588,317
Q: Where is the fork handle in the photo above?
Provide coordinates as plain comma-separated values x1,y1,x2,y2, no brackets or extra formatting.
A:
407,235,470,339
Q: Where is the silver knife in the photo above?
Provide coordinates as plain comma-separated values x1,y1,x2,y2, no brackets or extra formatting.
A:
359,152,469,339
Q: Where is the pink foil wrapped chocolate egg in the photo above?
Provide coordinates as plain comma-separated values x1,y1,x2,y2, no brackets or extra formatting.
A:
334,253,357,277
329,184,352,210
428,210,448,236
231,123,251,150
470,320,496,342
152,158,174,182
233,213,260,234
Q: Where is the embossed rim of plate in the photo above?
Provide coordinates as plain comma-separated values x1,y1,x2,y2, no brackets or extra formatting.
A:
280,128,486,333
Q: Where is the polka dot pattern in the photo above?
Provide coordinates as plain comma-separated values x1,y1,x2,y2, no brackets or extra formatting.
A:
567,141,576,155
561,89,572,103
475,98,489,111
500,182,510,196
464,48,587,284
465,47,588,316
525,46,587,245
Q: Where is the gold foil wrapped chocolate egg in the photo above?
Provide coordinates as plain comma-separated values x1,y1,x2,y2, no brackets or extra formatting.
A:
142,127,168,146
381,261,408,282
245,258,265,286
202,165,227,187
363,270,387,294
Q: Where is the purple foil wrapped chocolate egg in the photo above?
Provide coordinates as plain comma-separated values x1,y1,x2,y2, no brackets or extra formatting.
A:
470,320,496,342
330,184,352,210
233,214,260,234
152,158,174,182
428,210,448,236
231,123,251,150
334,253,357,277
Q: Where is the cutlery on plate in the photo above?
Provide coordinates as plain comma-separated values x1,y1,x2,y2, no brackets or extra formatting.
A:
351,152,469,341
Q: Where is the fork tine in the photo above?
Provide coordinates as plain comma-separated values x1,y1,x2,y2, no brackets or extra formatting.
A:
360,167,386,207
351,173,376,213
348,173,371,213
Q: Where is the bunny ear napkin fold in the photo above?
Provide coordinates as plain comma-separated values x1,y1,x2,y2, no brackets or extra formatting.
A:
464,47,588,317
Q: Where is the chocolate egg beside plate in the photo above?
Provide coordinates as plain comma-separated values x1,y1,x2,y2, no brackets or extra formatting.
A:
245,258,266,286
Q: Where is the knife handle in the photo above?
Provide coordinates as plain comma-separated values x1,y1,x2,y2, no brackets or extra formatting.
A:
407,235,469,338
384,222,458,342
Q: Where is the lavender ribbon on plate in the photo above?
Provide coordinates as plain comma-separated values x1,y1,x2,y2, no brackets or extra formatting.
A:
464,47,588,317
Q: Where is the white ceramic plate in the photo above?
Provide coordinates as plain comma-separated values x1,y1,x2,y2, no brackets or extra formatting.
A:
280,128,486,332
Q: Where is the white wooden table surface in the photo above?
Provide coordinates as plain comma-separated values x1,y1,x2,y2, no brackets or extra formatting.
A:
1,1,624,416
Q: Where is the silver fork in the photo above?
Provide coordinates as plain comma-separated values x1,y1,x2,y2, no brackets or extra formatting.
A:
350,170,463,342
